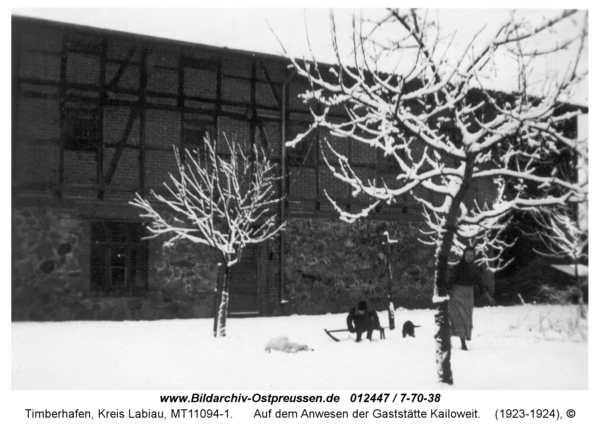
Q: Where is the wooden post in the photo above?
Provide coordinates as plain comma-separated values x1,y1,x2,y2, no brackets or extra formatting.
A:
383,231,397,331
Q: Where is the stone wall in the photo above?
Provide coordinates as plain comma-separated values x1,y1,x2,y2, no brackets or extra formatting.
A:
11,205,222,321
147,236,220,319
12,207,90,321
282,218,437,315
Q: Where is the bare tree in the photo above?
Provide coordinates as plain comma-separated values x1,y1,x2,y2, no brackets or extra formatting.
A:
283,9,588,384
530,204,588,318
131,137,284,337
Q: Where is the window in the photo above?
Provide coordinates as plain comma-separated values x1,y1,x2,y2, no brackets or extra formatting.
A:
182,114,214,147
91,222,148,296
62,105,101,151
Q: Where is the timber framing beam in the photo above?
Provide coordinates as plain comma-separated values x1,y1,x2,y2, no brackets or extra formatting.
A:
57,31,68,199
106,44,139,90
99,107,139,198
259,61,282,108
139,47,148,197
99,44,147,199
97,38,107,198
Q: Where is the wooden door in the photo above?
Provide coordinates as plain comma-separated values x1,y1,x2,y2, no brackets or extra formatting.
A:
228,245,259,315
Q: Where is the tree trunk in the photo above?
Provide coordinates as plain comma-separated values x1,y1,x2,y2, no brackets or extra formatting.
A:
385,239,395,330
215,265,230,338
433,161,474,385
433,247,453,385
213,263,223,337
575,262,587,320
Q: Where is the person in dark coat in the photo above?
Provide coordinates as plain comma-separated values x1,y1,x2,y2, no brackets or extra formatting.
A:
448,246,494,351
347,301,381,342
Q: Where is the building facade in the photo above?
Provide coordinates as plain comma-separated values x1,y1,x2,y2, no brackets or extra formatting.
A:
12,16,499,321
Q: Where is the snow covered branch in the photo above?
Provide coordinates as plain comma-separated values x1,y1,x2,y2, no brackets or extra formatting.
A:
130,135,285,267
528,204,587,261
283,8,587,251
280,8,587,382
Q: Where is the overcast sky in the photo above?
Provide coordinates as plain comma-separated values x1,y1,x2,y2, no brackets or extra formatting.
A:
11,6,589,105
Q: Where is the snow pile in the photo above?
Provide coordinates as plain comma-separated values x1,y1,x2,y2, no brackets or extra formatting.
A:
12,304,587,390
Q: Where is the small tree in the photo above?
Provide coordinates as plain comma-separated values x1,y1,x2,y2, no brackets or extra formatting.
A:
530,204,588,318
283,9,588,384
131,137,284,337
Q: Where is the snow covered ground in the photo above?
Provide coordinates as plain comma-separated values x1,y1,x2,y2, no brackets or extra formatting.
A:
12,304,587,390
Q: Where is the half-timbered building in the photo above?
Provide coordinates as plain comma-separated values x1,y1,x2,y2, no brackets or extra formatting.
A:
12,16,505,321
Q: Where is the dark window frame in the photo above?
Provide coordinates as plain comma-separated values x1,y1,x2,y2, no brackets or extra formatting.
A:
91,221,148,296
62,106,102,151
182,116,214,148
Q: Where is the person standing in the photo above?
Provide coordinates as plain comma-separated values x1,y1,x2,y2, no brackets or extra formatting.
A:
448,246,494,350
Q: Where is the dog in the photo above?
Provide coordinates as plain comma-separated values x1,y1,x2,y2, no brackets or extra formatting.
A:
402,321,420,338
265,336,313,353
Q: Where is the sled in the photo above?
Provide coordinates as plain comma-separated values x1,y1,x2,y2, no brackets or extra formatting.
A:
324,327,386,342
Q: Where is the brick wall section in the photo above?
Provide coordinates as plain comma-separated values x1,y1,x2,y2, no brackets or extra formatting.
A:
218,116,250,152
222,56,251,78
103,148,139,189
104,106,141,145
105,63,140,90
184,68,217,98
222,76,251,104
256,120,281,158
351,138,377,166
319,165,348,199
147,67,178,94
107,38,142,62
19,52,61,82
15,143,60,184
145,149,180,190
19,83,59,98
256,82,278,107
258,58,286,82
320,128,348,162
145,109,181,147
63,151,97,185
17,97,60,141
66,53,100,84
148,46,180,69
18,22,63,52
289,168,316,200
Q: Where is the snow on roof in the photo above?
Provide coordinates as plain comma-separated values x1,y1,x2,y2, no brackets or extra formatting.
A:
550,264,589,278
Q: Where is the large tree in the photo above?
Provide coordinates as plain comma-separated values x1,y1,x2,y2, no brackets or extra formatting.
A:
131,137,284,337
284,9,588,384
